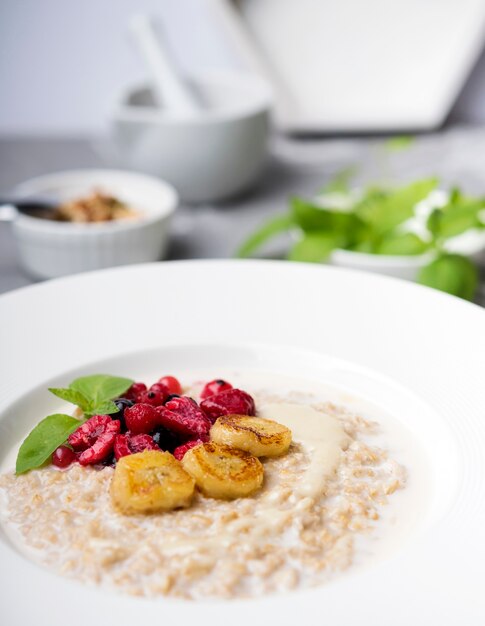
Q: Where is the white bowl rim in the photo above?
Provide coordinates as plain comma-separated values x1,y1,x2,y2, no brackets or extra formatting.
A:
331,247,435,268
12,168,178,233
111,71,273,126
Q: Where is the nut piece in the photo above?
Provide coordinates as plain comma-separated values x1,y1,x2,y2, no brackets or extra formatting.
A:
182,442,264,499
210,414,292,457
110,450,195,514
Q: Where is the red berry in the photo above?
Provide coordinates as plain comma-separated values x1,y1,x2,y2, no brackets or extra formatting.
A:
200,379,233,400
129,433,160,453
52,445,76,468
150,382,169,396
138,388,167,407
158,376,182,396
113,434,131,459
124,403,159,434
68,414,113,450
124,382,147,402
156,397,211,438
200,389,256,423
67,416,121,466
114,433,160,460
173,439,204,461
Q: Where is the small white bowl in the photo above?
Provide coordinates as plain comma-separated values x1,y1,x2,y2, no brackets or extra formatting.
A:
108,72,272,203
11,169,178,279
329,230,485,281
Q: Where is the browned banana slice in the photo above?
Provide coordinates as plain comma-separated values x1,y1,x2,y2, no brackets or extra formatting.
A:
181,442,263,499
210,414,292,457
111,450,195,514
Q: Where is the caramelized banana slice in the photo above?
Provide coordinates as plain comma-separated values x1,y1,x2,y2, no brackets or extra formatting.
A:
110,450,195,514
181,442,263,499
210,414,292,457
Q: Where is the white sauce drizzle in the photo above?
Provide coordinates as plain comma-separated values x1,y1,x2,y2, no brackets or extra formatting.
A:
258,402,350,498
161,402,350,554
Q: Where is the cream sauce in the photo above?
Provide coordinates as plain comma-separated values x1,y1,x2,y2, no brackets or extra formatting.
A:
258,402,350,498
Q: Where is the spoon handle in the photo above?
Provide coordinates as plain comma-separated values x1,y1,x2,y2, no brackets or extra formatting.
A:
129,14,201,117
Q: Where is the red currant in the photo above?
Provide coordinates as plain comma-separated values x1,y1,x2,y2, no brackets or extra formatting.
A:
138,389,166,407
200,379,233,400
52,445,76,469
158,376,182,395
124,382,147,402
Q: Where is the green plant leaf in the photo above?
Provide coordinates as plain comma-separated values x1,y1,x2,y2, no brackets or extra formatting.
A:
48,387,90,411
355,178,437,234
69,374,133,406
288,233,343,263
374,232,430,256
320,166,357,194
291,197,363,234
385,136,416,152
16,414,81,474
427,199,484,240
417,254,478,300
90,399,119,416
236,214,294,258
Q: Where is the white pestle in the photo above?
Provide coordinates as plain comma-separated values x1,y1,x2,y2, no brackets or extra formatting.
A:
129,14,202,118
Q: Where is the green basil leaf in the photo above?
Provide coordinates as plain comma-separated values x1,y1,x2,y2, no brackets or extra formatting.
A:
16,414,81,474
291,197,363,234
385,136,415,151
88,399,119,416
70,374,133,406
320,166,357,194
427,199,484,240
288,233,343,263
374,232,429,256
236,214,294,258
417,254,478,300
48,387,90,410
355,178,437,234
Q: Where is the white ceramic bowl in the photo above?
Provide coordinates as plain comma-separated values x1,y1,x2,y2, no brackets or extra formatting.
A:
12,169,178,279
329,230,485,281
108,73,272,203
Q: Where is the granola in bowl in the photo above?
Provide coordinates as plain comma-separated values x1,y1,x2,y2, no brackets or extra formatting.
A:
0,373,406,600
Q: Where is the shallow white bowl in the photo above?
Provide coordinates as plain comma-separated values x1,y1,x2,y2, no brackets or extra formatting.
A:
109,73,272,203
12,169,178,279
1,260,485,625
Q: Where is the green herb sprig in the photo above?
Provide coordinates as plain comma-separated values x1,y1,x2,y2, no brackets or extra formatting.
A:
237,174,485,301
15,374,133,474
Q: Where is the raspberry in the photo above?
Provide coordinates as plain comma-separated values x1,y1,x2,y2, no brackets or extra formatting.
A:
124,382,147,402
158,375,182,395
68,416,121,466
113,434,131,459
52,445,76,468
173,439,204,461
200,379,233,400
138,389,167,407
68,415,113,450
200,389,256,423
156,397,211,438
124,403,159,434
114,433,160,460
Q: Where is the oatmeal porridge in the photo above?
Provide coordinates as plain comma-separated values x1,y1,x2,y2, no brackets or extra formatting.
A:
0,373,407,600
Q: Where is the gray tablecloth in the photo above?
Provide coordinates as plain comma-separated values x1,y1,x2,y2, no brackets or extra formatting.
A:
2,128,485,301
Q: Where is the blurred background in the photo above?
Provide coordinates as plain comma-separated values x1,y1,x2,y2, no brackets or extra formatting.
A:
2,0,485,298
2,0,485,134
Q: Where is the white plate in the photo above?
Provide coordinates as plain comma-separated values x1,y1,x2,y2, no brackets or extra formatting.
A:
1,260,485,625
